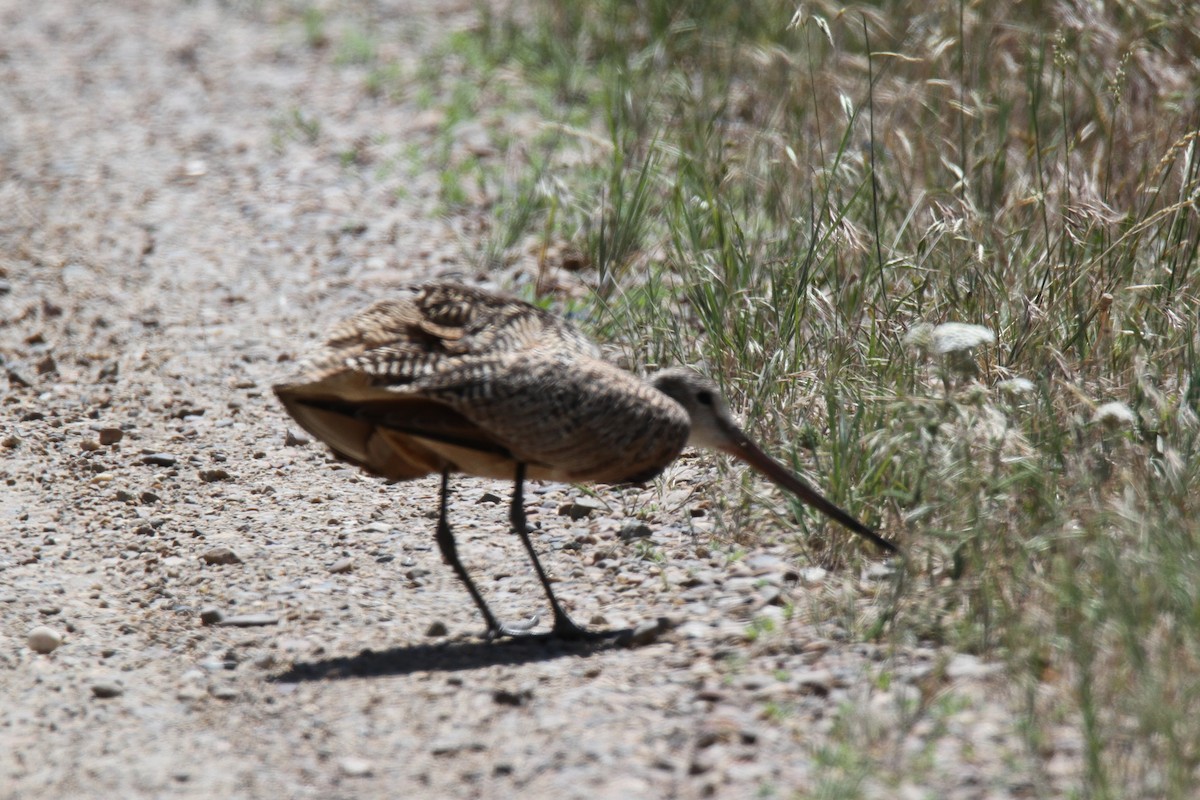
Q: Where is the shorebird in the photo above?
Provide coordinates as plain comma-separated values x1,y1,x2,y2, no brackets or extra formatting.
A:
274,281,897,641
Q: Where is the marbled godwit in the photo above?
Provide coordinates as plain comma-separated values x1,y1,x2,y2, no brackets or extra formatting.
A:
275,281,897,640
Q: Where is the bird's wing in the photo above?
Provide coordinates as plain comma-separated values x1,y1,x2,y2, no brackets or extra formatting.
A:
276,283,682,484
405,350,691,483
296,282,601,387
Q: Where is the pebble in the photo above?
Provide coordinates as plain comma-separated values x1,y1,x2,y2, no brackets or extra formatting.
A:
141,452,178,466
198,468,232,482
558,498,603,520
199,657,237,672
201,546,242,565
339,757,374,777
689,743,727,774
792,670,834,694
757,586,784,606
492,686,533,706
946,654,1003,680
430,737,487,756
176,684,206,702
98,427,124,445
677,621,712,639
745,553,786,574
199,607,224,625
328,557,353,574
736,673,777,691
209,684,239,701
864,562,896,580
284,429,310,447
618,522,653,541
91,681,124,699
217,614,279,628
27,625,63,653
798,567,828,584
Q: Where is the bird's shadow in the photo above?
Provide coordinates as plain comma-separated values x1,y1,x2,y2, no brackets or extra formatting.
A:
271,632,628,683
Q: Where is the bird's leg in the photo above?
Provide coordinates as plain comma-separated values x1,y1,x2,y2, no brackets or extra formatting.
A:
509,464,611,641
433,470,534,639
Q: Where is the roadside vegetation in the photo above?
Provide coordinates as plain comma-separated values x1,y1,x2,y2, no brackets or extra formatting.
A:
307,2,1199,796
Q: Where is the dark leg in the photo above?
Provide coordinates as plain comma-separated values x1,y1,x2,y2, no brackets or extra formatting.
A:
509,464,612,641
433,469,533,639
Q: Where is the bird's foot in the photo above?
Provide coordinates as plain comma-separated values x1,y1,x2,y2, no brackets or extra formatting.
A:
481,611,628,644
483,614,541,640
482,610,673,646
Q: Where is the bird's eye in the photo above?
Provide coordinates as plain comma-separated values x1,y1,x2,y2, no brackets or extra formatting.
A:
695,390,714,406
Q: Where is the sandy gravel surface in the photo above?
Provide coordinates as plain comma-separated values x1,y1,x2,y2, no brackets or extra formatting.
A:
1,2,1050,798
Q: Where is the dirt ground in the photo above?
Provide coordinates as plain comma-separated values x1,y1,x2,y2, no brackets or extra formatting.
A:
1,2,1050,798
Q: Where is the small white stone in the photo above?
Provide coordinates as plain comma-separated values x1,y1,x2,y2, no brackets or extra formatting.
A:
27,626,63,654
1094,401,1135,428
946,653,1003,680
997,377,1036,396
931,322,994,354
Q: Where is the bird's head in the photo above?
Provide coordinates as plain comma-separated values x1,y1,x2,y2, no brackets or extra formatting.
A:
648,367,897,554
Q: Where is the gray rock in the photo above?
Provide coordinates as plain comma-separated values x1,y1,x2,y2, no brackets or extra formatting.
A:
176,684,206,702
199,607,224,625
792,669,834,694
209,684,238,701
558,498,603,520
27,625,63,654
618,522,653,541
946,653,1003,680
98,427,124,445
216,614,279,628
284,429,310,447
201,547,242,565
492,686,533,706
91,681,124,699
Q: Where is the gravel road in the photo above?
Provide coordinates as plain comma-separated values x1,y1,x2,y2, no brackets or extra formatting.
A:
1,2,1055,798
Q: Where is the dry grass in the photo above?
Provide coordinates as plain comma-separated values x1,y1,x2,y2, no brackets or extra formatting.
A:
336,1,1200,795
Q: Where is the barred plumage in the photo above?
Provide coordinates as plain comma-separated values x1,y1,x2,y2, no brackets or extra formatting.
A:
274,280,896,641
